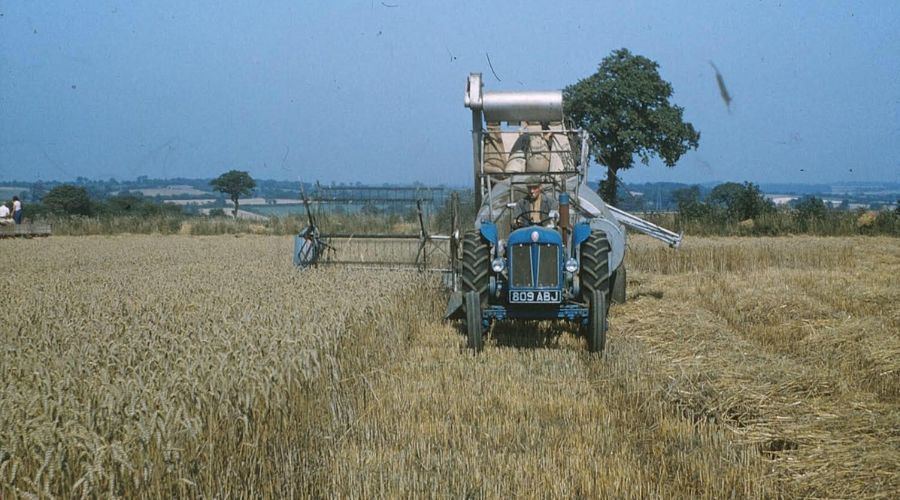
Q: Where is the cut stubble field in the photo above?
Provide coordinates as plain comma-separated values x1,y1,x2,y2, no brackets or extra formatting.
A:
1,234,897,498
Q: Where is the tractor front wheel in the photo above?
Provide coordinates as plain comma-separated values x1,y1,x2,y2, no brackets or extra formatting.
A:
460,230,491,304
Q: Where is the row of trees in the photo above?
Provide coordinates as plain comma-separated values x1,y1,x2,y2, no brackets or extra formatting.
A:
22,177,899,237
22,170,257,219
671,182,900,235
674,182,773,222
29,184,183,218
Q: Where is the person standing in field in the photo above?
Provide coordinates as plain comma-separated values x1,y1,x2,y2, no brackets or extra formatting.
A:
12,196,22,224
0,201,11,225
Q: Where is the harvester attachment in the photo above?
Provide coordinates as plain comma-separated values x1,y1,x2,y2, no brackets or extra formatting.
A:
294,192,460,280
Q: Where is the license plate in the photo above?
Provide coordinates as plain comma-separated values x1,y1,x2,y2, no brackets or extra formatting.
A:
509,290,561,303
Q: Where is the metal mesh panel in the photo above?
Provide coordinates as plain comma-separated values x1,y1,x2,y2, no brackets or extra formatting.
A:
537,244,559,287
510,244,532,287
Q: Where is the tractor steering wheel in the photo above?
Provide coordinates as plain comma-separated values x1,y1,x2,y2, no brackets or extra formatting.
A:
514,211,553,228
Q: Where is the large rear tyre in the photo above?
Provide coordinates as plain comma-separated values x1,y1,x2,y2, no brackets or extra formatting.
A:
464,291,483,352
460,231,491,304
580,230,611,300
610,264,626,304
586,290,608,353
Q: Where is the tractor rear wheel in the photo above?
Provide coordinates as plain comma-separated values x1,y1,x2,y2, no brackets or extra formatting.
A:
586,290,608,353
610,264,626,304
464,291,483,352
460,230,491,304
580,230,611,301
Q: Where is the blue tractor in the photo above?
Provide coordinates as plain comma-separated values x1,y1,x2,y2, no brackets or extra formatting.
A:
446,73,682,353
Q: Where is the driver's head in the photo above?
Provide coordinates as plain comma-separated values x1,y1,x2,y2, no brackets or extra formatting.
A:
525,176,542,199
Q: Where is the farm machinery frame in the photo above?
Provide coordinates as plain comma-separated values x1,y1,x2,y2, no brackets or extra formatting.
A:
445,73,682,353
293,185,460,274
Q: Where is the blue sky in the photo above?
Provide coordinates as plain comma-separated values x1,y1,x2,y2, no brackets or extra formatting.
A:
1,1,898,186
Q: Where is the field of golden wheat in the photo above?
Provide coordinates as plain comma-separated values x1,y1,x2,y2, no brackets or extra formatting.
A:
1,234,897,498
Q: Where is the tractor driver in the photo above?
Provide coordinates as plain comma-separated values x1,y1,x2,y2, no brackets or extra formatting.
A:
513,177,558,228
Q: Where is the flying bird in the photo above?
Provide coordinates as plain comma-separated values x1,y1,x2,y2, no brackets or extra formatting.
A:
486,53,502,82
709,61,732,112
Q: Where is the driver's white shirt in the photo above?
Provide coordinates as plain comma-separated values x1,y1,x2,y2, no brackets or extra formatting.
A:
0,205,9,218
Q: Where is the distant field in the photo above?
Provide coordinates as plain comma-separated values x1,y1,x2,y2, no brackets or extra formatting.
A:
1,235,897,497
243,203,419,217
0,187,26,199
243,203,307,216
130,185,210,197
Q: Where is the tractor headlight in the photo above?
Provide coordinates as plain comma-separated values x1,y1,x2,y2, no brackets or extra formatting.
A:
491,257,505,273
565,258,579,273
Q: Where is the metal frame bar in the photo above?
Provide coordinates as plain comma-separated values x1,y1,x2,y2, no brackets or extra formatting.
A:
306,192,460,274
472,115,587,227
482,304,589,322
604,204,683,248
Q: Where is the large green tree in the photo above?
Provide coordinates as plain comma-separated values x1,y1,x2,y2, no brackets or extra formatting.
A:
564,48,700,205
42,184,93,215
210,170,256,218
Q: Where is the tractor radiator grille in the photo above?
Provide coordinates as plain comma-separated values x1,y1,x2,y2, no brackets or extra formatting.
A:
510,245,532,287
509,244,559,288
537,244,559,287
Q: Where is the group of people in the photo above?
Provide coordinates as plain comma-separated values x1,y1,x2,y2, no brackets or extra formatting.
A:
0,196,22,225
